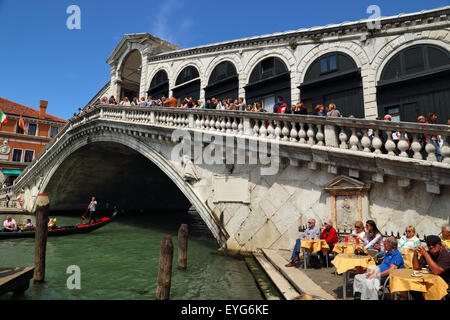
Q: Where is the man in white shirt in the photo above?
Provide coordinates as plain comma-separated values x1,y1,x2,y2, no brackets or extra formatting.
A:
87,196,98,224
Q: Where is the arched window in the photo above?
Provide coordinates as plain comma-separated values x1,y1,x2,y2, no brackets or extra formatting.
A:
380,45,450,82
204,61,238,101
173,66,200,100
377,44,450,123
119,50,142,100
148,69,169,100
245,57,291,111
175,66,199,86
300,52,364,117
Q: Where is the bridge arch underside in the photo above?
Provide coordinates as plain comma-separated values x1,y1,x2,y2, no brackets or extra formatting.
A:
44,142,191,213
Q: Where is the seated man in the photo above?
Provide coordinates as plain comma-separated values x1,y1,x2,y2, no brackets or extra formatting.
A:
411,235,450,300
2,215,17,232
318,218,339,267
285,218,320,267
353,237,404,300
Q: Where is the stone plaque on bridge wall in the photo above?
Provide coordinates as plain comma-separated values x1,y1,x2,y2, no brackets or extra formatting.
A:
213,174,250,204
323,175,371,230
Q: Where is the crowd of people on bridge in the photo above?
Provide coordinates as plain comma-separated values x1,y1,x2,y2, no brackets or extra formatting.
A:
284,217,450,300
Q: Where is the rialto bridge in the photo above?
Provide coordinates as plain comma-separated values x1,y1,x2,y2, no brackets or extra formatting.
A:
3,105,450,251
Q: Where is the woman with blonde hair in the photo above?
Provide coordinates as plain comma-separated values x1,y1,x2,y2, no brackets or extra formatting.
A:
350,221,366,241
398,226,420,249
327,103,342,117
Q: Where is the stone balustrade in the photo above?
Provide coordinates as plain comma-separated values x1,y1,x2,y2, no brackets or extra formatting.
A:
11,104,450,193
93,105,450,163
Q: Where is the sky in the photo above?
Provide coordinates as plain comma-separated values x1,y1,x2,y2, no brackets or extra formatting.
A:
0,0,449,120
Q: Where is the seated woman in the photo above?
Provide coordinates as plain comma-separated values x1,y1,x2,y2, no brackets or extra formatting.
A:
398,226,421,250
350,220,366,241
363,220,384,259
48,217,57,230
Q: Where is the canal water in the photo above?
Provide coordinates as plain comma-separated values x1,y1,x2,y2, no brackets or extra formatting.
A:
0,211,263,300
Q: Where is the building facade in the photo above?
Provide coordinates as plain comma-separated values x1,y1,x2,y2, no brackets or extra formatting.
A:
0,98,67,185
89,6,450,124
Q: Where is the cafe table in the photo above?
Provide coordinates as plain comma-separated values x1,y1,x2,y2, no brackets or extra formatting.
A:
331,253,377,300
300,239,330,269
389,268,449,300
333,242,366,255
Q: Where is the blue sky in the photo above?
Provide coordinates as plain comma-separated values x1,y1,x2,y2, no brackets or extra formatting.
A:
0,0,448,119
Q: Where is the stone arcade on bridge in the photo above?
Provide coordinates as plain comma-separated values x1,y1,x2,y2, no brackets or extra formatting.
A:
90,6,450,123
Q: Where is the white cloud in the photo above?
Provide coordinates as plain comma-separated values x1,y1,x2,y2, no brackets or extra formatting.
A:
151,0,191,45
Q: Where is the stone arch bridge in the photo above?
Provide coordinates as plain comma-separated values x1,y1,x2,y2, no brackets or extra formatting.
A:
4,105,450,251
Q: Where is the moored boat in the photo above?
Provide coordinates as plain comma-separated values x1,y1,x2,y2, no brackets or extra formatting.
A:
0,210,117,240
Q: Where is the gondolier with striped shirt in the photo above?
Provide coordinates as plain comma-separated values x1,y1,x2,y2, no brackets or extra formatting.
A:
87,196,98,224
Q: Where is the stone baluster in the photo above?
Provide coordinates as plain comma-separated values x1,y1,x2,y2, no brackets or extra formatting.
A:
441,136,450,164
274,121,282,140
267,120,275,139
215,116,221,131
361,129,372,152
226,117,232,133
397,131,409,158
339,127,348,149
306,124,315,145
238,117,244,135
259,120,267,138
209,116,215,131
384,131,397,156
282,121,290,142
290,121,298,142
411,133,423,160
253,119,260,137
316,124,324,146
298,123,307,144
425,138,437,161
372,130,382,154
349,128,359,151
220,117,226,133
232,117,238,134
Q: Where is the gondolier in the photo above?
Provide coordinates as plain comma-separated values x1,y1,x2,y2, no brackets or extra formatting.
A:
87,196,98,224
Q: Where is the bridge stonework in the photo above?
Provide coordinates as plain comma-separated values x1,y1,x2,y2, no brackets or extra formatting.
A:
6,106,450,252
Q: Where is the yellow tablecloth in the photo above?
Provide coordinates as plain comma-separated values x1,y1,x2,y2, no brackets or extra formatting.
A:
389,268,449,300
333,242,366,255
331,253,376,275
300,239,329,255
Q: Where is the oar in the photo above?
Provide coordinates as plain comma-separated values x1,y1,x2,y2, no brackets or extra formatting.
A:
81,207,89,222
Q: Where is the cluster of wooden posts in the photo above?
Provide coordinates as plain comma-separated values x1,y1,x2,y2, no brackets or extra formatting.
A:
156,224,188,300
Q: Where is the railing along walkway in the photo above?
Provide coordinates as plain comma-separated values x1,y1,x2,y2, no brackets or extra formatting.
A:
11,105,450,192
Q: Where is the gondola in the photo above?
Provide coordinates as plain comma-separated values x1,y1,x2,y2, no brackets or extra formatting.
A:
0,210,118,240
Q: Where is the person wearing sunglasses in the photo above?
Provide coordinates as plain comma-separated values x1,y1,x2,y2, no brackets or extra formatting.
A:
398,226,421,249
349,221,366,241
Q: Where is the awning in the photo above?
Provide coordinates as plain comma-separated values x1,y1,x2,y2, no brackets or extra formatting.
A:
2,169,23,176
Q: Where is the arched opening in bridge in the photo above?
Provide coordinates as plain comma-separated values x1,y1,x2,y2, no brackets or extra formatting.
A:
173,66,200,102
44,142,192,214
148,69,169,100
245,57,291,112
119,49,142,101
299,52,364,117
377,44,450,123
204,61,238,101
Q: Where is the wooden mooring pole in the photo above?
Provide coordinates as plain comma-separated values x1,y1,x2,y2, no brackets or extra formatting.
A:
178,224,188,270
34,193,49,283
156,235,173,300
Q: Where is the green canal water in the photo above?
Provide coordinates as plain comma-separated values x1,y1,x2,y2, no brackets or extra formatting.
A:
0,211,263,300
